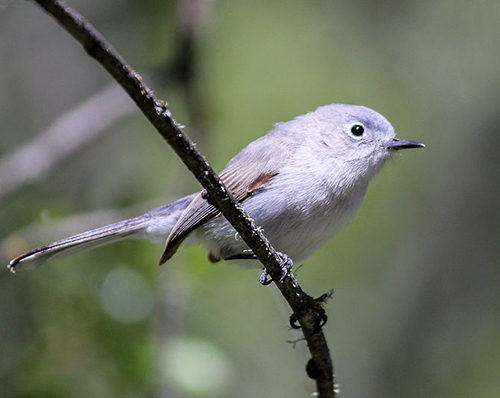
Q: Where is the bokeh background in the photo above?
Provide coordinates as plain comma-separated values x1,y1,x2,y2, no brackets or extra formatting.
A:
1,1,499,397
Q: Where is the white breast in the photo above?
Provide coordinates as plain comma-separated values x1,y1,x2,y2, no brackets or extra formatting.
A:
200,155,371,265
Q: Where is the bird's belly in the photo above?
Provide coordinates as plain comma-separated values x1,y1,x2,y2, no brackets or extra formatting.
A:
200,190,364,265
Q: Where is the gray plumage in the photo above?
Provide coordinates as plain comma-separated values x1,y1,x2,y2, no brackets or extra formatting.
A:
8,104,424,273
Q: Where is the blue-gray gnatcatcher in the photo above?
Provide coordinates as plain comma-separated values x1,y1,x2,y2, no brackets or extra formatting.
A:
8,104,424,273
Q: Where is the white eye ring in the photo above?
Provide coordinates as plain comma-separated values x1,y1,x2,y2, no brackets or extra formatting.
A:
348,123,365,140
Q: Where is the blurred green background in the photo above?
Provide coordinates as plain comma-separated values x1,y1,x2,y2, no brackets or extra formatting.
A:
1,0,499,397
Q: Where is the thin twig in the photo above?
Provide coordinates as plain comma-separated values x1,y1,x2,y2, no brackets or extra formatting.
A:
30,0,336,395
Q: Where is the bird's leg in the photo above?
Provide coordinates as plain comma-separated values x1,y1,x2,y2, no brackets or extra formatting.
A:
224,253,258,260
224,251,293,286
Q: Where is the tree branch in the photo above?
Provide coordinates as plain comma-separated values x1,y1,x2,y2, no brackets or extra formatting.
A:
30,0,336,395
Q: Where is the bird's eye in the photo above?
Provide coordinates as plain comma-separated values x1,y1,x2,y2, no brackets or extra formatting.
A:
348,123,365,139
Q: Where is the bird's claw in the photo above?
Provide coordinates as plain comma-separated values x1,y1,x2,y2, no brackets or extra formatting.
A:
259,252,293,285
259,267,273,285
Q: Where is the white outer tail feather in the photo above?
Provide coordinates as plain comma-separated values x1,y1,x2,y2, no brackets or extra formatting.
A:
8,195,194,272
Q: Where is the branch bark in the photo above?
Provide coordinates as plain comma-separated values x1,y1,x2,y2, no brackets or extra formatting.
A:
30,0,336,396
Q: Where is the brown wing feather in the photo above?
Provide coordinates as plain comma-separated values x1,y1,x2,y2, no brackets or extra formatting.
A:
158,169,276,265
158,193,217,264
159,132,298,264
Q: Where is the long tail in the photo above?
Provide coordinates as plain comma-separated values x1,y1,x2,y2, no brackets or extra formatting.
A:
8,194,195,273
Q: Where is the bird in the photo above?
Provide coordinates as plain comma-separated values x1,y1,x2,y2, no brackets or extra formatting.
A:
7,104,424,274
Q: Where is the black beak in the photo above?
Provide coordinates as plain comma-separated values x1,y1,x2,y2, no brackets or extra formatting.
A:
387,138,425,150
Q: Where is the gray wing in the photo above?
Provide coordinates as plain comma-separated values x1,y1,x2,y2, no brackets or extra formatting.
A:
158,132,298,264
